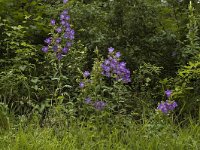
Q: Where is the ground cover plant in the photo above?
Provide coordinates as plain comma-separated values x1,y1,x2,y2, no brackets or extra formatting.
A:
0,0,200,149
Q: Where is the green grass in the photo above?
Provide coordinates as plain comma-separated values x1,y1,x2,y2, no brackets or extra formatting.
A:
0,117,200,150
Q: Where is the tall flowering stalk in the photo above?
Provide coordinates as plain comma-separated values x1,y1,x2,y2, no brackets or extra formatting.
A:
42,0,74,105
42,7,74,60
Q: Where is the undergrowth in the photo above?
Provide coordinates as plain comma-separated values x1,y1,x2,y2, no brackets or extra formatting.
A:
0,115,199,150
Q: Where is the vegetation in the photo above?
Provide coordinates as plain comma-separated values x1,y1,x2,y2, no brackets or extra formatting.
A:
0,0,200,149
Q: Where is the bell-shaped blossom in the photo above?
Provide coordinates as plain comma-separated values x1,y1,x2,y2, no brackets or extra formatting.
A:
157,100,178,114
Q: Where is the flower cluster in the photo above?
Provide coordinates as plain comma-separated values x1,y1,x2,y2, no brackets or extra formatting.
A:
85,97,106,111
157,100,178,114
101,47,131,83
42,0,74,60
157,90,178,114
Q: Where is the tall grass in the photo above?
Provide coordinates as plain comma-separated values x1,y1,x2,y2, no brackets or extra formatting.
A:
0,116,199,150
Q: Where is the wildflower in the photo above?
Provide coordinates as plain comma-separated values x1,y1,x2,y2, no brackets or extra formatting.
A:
85,97,91,104
79,82,84,88
56,38,62,43
172,101,178,108
165,90,172,98
42,46,48,53
65,22,70,28
157,100,178,114
94,101,106,110
108,47,114,53
44,37,51,45
101,49,131,83
60,14,65,20
115,52,121,58
63,33,69,39
65,15,70,20
62,10,68,15
50,19,56,26
52,45,58,52
56,53,63,60
83,71,90,78
61,20,66,25
69,29,75,40
56,27,62,33
157,103,168,113
66,42,72,47
63,0,68,4
42,7,74,60
62,47,68,53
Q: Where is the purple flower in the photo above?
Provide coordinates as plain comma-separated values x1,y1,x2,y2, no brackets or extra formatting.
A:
102,65,110,72
63,0,68,4
172,101,178,108
104,60,110,65
42,46,48,53
65,22,70,28
157,103,168,113
93,101,106,110
101,51,131,83
62,47,68,53
44,37,51,45
56,38,62,43
79,82,84,88
69,34,74,40
42,5,74,60
50,19,56,26
56,53,63,60
60,14,65,20
65,15,70,20
70,29,75,35
85,97,91,104
63,32,69,39
165,90,172,98
61,20,66,25
66,42,72,47
119,62,126,69
115,52,121,58
83,71,90,78
56,27,62,33
62,10,68,15
108,47,114,53
52,45,58,52
157,100,178,114
105,72,111,77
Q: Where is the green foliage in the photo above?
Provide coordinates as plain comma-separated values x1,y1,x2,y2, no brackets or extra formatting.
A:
132,63,163,101
182,1,200,63
173,56,200,118
0,0,200,137
0,18,40,114
171,2,200,118
0,103,10,131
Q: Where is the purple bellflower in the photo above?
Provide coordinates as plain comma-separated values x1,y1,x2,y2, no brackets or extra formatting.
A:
42,46,48,53
85,97,91,104
157,100,178,114
79,82,84,88
165,90,172,98
94,101,106,110
83,71,90,78
108,47,114,53
50,19,56,26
